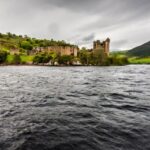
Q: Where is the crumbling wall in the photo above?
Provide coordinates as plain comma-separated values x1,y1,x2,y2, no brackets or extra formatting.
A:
32,46,78,57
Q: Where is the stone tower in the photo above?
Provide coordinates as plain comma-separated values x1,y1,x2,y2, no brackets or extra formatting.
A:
93,38,110,56
93,40,101,49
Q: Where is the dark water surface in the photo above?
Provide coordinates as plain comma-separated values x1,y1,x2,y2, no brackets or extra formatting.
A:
0,65,150,150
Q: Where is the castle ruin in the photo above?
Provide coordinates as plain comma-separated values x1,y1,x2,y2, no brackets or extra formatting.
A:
93,38,110,56
32,46,79,57
31,38,110,58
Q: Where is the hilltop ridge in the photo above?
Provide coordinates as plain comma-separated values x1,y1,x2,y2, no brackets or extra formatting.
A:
127,41,150,57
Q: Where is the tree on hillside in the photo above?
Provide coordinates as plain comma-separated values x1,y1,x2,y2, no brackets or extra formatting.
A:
50,52,58,65
33,53,52,64
92,49,105,65
7,32,13,38
79,48,91,65
20,41,33,50
58,55,74,65
0,51,8,63
12,54,21,64
20,41,33,55
0,33,3,38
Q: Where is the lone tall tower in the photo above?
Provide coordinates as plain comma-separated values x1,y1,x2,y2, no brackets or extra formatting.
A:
93,38,110,56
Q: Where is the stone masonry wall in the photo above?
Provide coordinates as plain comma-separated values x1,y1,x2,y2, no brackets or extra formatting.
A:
32,46,78,57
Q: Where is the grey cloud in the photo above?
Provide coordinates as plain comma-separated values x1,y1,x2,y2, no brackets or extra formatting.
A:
0,0,150,50
31,0,150,15
112,40,129,50
48,23,61,39
73,33,95,47
31,0,103,12
82,33,95,42
78,0,150,31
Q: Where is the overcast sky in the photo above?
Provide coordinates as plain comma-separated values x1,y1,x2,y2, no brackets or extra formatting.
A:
0,0,150,50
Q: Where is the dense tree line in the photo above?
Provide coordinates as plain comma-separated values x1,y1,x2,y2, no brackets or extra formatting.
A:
33,52,75,65
33,53,53,64
78,48,129,66
0,49,129,66
0,51,22,64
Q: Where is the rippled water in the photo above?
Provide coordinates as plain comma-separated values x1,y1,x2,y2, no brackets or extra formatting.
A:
0,65,150,150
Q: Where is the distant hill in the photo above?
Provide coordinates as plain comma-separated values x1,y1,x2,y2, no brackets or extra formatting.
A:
127,41,150,57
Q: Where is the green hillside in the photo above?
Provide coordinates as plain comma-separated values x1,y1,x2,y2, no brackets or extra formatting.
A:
110,43,150,64
0,32,78,65
0,32,75,53
127,41,150,57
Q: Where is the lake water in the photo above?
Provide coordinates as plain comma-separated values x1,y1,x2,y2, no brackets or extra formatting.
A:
0,65,150,150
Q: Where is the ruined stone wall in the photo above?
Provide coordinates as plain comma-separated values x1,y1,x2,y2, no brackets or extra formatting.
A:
32,46,78,57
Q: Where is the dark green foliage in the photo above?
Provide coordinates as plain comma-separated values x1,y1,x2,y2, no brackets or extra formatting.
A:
20,41,33,50
0,51,8,63
7,32,14,38
58,55,74,65
92,49,106,65
78,49,89,65
78,48,129,66
127,41,150,57
0,33,3,38
12,54,21,64
33,53,52,64
105,56,129,66
79,48,106,65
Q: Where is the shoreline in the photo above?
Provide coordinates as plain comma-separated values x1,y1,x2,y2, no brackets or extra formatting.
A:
0,64,149,67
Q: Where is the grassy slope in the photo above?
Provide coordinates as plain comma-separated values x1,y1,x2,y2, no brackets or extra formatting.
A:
110,50,150,64
0,37,19,50
20,55,34,63
129,57,150,64
6,55,34,64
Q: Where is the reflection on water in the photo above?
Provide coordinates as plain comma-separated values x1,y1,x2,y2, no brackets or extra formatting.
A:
0,65,150,150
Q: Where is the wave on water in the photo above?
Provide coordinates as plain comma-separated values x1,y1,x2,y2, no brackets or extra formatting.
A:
0,65,150,150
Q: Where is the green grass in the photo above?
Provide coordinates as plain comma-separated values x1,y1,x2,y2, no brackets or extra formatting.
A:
6,54,34,64
129,57,150,64
20,55,34,63
6,55,14,63
110,51,150,64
